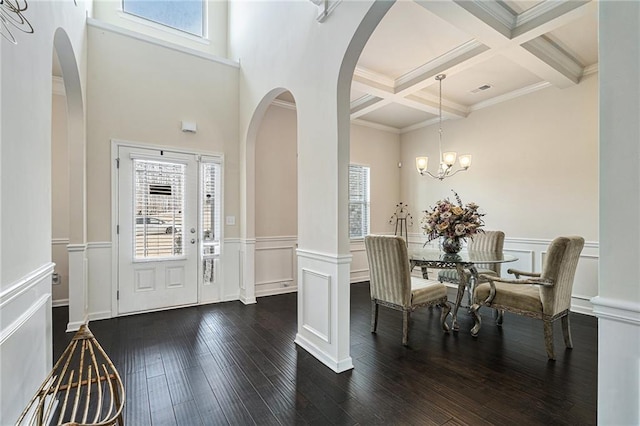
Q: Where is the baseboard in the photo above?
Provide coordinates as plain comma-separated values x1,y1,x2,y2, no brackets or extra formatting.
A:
240,295,257,305
256,286,298,298
294,333,354,373
66,320,85,333
88,310,112,322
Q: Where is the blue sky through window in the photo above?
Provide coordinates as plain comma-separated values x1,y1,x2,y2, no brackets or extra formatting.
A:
123,0,204,37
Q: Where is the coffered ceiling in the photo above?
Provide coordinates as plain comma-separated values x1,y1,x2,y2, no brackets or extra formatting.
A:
348,0,598,133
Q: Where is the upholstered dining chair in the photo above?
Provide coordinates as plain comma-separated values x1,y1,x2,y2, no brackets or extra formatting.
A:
438,230,506,304
470,235,585,360
365,235,451,346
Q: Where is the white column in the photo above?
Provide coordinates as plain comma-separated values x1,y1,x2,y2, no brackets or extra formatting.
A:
596,2,640,424
295,250,353,372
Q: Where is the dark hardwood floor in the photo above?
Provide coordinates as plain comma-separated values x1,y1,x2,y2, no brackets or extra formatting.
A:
53,282,597,425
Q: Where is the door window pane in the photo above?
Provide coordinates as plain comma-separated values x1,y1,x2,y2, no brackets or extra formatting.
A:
134,159,185,258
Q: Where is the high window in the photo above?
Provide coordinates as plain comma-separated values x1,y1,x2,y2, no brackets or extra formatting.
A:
122,0,205,37
349,164,370,239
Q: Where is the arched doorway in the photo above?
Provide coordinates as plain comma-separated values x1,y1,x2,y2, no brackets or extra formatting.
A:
52,28,87,332
242,88,298,305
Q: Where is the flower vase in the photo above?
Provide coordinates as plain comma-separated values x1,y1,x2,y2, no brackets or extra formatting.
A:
441,237,463,254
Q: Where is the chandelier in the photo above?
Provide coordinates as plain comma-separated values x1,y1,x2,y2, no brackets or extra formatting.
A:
415,74,471,180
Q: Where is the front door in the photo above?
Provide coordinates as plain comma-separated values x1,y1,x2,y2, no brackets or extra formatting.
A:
117,146,198,314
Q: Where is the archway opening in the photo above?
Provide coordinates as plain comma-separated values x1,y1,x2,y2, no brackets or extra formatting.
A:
51,45,71,327
52,28,87,332
242,88,298,304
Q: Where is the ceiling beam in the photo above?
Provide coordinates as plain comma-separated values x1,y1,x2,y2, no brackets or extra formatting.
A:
350,0,595,129
417,0,593,88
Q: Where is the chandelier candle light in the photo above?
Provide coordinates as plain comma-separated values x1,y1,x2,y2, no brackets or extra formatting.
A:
416,74,472,180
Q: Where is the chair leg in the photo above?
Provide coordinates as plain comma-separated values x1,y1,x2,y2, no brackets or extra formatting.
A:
470,303,482,337
561,315,573,349
439,301,451,332
371,300,379,333
543,320,555,360
402,310,410,346
495,309,504,325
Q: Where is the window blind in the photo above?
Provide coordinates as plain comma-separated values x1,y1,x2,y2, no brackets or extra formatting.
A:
349,165,370,239
133,159,185,258
201,161,221,284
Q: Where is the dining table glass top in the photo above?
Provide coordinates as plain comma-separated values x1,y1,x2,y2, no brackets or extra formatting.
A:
408,248,518,265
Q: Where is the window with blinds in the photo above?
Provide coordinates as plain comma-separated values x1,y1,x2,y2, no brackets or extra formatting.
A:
201,161,221,284
349,164,370,239
134,159,185,259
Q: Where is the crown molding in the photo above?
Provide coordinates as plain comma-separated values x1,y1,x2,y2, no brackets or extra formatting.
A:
405,92,469,118
522,37,582,84
353,66,395,89
582,63,599,77
351,119,401,134
350,94,383,114
400,117,440,134
471,0,515,30
271,99,296,110
394,40,489,92
515,0,591,30
52,76,66,96
469,81,552,112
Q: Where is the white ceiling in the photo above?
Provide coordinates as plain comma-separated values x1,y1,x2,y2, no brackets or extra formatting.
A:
336,0,598,134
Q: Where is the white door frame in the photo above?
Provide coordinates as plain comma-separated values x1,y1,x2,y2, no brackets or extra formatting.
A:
110,139,224,317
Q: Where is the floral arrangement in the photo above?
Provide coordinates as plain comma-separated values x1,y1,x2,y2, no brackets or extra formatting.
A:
421,190,485,242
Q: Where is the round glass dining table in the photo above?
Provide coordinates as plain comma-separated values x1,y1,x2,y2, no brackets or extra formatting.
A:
408,248,518,331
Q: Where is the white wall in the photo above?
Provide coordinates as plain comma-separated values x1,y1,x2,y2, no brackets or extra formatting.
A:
351,123,402,234
0,1,88,422
255,104,298,238
86,24,240,242
401,72,598,242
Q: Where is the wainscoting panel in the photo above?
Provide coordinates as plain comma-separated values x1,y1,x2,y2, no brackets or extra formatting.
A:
502,248,534,277
222,239,242,302
255,237,297,298
0,263,53,424
87,242,113,321
301,268,331,343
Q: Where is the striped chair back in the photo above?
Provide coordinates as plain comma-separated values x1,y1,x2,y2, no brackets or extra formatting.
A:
364,235,412,307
